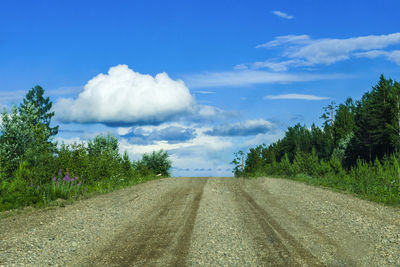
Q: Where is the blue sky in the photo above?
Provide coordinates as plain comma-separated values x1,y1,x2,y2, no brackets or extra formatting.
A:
1,0,399,176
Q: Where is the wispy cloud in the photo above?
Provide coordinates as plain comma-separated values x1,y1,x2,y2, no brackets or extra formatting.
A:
0,90,26,103
242,129,285,147
253,32,400,71
0,86,83,107
354,49,400,65
233,64,248,70
272,10,294,19
265,94,329,100
47,86,83,96
256,35,310,48
193,90,216,94
251,59,303,72
183,70,347,88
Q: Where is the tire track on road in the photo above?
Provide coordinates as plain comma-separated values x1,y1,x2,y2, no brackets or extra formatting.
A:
243,180,364,265
170,179,206,267
238,187,324,266
88,178,208,267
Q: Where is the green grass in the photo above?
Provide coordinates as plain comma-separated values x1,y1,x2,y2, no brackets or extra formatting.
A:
0,173,163,213
261,172,400,207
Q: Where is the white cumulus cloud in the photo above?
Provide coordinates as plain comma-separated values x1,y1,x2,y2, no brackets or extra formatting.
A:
54,65,195,126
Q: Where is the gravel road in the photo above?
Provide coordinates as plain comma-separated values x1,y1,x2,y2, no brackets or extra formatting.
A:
0,177,399,266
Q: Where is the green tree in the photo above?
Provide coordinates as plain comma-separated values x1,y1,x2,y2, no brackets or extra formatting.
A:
333,98,355,147
87,133,119,159
86,134,123,183
139,150,171,177
231,150,244,177
244,145,265,176
387,81,400,154
0,102,55,182
19,85,58,137
23,122,55,184
0,106,31,179
121,151,134,179
346,75,395,165
332,132,353,164
279,124,312,161
56,142,89,180
321,101,337,128
310,124,333,161
261,146,276,165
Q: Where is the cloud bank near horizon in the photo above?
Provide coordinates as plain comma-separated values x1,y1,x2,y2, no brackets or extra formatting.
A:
205,119,274,136
122,125,197,145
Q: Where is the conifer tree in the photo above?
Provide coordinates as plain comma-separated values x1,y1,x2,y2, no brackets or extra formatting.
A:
19,85,58,137
346,75,396,165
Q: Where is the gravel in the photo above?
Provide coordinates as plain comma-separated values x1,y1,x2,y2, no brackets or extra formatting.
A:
0,177,399,266
0,178,179,266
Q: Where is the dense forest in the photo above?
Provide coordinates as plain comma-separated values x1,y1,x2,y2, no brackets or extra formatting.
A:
0,86,171,211
232,75,400,204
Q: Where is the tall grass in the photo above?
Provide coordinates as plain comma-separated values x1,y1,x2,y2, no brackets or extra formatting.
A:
0,141,170,212
248,152,400,205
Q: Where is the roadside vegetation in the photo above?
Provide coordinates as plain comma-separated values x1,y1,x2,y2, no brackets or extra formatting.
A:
232,75,400,205
0,86,171,211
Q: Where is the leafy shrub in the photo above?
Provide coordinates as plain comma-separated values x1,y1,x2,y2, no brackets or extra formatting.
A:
56,143,89,181
138,150,171,177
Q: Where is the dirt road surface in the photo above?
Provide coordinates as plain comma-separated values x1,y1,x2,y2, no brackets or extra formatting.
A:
0,177,399,266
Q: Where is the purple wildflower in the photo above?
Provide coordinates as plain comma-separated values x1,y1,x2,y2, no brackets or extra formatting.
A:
52,177,56,182
58,168,62,176
77,183,81,186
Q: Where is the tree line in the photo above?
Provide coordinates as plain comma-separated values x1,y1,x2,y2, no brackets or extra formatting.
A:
232,75,400,205
0,86,171,211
